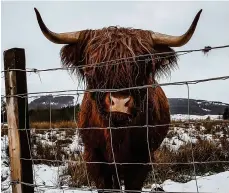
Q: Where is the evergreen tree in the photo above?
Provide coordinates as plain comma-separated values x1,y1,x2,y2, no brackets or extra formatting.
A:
223,107,229,120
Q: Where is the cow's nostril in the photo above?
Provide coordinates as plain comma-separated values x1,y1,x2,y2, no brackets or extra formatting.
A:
125,99,130,107
110,97,115,106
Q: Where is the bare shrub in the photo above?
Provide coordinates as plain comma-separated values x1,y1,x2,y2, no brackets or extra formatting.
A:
149,139,229,184
33,140,71,166
61,155,90,187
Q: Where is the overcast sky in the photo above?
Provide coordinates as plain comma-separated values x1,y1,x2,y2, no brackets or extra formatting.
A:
1,1,229,104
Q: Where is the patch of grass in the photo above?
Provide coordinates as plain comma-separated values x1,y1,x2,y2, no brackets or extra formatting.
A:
31,121,77,130
30,121,78,138
166,130,175,139
56,139,73,146
33,140,73,166
61,155,90,188
150,139,229,184
3,119,229,187
65,128,76,137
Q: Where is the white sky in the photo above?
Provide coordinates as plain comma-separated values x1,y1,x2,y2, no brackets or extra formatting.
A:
1,1,229,103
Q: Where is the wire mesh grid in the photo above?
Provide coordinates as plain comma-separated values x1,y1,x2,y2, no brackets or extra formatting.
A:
1,45,229,193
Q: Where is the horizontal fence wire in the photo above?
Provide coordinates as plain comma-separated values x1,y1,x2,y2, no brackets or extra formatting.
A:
1,75,229,99
9,180,188,193
1,44,229,74
1,120,229,131
16,158,229,165
2,44,229,193
1,52,187,74
3,119,228,167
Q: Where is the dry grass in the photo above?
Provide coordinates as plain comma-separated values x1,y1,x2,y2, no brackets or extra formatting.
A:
2,119,229,186
59,138,229,187
31,121,77,129
32,139,75,166
150,139,229,184
61,155,91,187
32,136,228,185
1,121,78,136
30,121,77,136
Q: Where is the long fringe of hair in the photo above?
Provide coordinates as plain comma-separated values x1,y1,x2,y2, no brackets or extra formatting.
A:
60,26,178,89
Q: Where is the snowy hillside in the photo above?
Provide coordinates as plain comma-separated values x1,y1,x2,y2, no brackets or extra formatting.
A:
28,95,229,115
29,95,75,110
169,98,228,115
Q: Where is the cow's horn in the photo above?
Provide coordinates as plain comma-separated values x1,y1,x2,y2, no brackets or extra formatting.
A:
34,8,80,44
151,9,202,47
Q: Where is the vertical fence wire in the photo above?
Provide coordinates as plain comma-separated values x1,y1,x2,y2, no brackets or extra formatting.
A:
24,100,39,192
49,99,61,187
1,77,229,191
186,83,199,193
109,92,122,192
2,45,229,192
74,93,92,190
146,87,157,188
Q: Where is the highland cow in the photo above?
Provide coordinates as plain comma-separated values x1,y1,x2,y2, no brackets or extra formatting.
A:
35,8,202,192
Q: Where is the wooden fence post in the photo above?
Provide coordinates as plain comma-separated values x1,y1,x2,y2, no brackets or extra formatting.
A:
4,48,34,193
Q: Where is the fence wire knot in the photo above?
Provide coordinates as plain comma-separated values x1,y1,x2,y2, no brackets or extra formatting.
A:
1,44,229,193
10,180,20,185
203,46,212,54
31,68,38,73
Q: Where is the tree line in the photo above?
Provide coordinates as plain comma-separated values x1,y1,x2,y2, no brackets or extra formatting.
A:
29,104,80,122
1,98,80,123
1,99,229,122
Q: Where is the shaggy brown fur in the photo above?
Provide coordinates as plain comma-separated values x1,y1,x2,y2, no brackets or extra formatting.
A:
60,27,177,89
60,27,177,192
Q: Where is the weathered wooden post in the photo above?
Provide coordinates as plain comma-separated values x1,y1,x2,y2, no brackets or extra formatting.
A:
4,48,34,193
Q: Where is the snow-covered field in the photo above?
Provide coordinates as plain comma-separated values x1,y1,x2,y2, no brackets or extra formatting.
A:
158,171,229,192
1,114,229,192
171,114,222,121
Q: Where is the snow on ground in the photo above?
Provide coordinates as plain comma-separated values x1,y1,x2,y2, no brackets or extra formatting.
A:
171,114,221,121
1,136,10,193
1,114,229,192
161,171,229,193
161,127,199,151
3,160,229,193
30,170,229,193
69,131,83,153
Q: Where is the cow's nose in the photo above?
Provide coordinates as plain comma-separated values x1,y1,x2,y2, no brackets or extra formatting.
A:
109,96,133,114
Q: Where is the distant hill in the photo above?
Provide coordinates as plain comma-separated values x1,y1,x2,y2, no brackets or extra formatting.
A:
29,95,74,110
168,98,228,115
28,95,229,115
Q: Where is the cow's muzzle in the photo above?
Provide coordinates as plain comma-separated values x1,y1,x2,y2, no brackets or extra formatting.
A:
105,93,134,115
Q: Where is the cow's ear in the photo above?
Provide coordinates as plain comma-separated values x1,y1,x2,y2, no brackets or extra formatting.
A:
153,45,178,78
60,43,86,79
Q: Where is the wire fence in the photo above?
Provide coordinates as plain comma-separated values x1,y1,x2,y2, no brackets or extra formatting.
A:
1,44,229,193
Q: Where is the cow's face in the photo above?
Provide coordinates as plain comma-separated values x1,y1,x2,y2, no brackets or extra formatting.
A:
34,8,202,125
58,28,179,123
61,28,182,123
